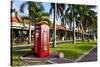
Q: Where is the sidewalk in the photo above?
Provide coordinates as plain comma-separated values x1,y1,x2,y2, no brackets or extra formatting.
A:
78,47,97,62
12,40,82,51
12,39,81,49
20,52,73,64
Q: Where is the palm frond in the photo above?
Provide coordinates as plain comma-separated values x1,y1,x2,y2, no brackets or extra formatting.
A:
20,2,28,13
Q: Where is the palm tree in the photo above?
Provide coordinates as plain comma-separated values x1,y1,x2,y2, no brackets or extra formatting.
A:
49,3,65,48
49,3,56,48
20,1,42,44
77,5,97,41
64,4,97,42
20,1,51,44
65,4,79,43
88,10,97,32
34,11,51,26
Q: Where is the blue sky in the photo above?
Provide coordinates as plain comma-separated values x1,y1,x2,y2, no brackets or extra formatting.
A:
12,0,62,24
12,0,51,16
12,0,78,27
12,0,97,26
12,0,27,16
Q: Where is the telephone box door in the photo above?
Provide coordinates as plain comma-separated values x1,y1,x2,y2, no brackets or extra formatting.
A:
40,24,49,57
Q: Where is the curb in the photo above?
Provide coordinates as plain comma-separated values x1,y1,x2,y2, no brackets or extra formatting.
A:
46,58,57,64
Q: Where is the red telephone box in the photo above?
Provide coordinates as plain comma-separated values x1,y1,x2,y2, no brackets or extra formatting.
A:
34,23,50,57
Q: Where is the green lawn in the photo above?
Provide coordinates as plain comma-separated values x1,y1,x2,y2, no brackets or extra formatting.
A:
51,41,97,60
12,49,47,66
12,40,97,66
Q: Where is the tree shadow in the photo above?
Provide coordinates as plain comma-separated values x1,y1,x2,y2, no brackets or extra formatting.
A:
58,50,82,60
75,46,94,51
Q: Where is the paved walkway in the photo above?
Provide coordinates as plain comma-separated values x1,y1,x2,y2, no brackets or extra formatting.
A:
46,58,73,64
20,52,73,64
78,47,97,62
17,47,97,64
12,40,97,63
12,40,81,51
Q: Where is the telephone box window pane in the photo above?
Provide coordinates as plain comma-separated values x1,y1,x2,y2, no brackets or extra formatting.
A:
35,29,40,53
43,30,48,52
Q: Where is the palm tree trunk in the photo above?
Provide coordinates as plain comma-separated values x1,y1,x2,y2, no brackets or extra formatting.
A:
81,20,85,42
72,5,75,44
28,6,32,44
82,28,85,41
28,20,31,44
73,17,75,44
52,3,56,48
64,22,66,40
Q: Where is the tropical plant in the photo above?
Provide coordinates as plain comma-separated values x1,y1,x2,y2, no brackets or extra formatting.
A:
64,4,97,42
20,1,51,44
49,3,65,48
65,4,79,43
76,5,97,41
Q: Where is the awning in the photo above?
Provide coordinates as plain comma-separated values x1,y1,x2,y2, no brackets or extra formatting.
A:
11,22,34,30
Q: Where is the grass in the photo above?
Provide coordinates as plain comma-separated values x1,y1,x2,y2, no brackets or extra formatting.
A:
12,40,97,66
11,49,47,66
51,41,97,60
